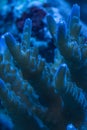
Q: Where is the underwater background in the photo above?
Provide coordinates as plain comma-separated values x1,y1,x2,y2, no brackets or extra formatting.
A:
0,0,87,130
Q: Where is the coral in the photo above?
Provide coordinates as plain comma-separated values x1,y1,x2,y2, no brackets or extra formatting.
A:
47,3,87,129
0,112,13,130
0,17,64,129
49,4,87,92
0,0,71,41
0,2,87,130
47,3,87,91
16,1,47,39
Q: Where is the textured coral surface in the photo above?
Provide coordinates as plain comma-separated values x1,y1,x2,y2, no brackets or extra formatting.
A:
0,1,87,130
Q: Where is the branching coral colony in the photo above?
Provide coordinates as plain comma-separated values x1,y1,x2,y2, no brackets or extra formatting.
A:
0,3,87,130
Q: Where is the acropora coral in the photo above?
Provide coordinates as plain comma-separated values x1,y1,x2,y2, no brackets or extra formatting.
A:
0,2,87,130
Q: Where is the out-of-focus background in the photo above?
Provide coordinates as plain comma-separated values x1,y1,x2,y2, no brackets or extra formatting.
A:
0,0,87,39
